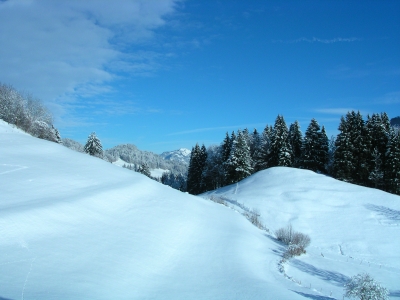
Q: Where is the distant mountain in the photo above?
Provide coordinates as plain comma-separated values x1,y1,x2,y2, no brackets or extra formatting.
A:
160,148,191,165
390,116,400,128
104,144,188,175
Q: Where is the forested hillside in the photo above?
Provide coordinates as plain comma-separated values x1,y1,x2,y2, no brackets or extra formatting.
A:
188,112,400,196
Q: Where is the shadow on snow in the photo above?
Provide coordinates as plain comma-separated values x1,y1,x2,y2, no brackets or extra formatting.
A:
290,259,350,287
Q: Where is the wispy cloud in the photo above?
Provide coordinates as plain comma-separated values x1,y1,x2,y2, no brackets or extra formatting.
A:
274,37,362,44
374,91,400,104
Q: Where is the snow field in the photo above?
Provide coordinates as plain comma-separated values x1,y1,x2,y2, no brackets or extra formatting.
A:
1,120,307,299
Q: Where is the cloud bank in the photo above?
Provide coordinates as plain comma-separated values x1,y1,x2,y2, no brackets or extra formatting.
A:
0,0,180,105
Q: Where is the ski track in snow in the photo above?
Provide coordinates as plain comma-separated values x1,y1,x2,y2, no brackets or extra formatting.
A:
21,257,36,300
0,164,28,175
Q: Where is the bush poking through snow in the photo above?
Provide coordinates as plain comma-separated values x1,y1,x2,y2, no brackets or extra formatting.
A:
243,208,265,230
276,224,310,258
344,273,388,300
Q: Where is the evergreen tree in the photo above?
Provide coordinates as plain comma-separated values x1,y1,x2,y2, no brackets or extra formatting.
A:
288,121,303,167
369,148,384,189
201,145,225,191
224,130,253,184
319,126,329,172
365,113,391,185
221,132,232,163
187,143,207,195
269,115,292,167
384,130,400,195
138,162,151,178
84,132,103,158
334,111,367,183
333,116,354,182
249,128,262,172
327,135,336,175
254,125,272,171
301,118,321,171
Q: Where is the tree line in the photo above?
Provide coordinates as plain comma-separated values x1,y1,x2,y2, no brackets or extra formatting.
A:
0,83,61,143
187,112,400,196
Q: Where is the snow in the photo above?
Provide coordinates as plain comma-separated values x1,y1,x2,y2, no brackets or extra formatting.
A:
111,157,168,178
1,119,399,299
203,167,400,299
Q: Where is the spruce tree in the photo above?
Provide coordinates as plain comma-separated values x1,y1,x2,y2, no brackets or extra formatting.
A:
224,130,253,184
384,130,400,195
186,144,207,195
201,145,225,191
288,121,303,167
301,118,321,171
269,115,292,167
250,128,262,172
138,162,151,178
84,132,103,158
333,116,354,182
254,125,272,171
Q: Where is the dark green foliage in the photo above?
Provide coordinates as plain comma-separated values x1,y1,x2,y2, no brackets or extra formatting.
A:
301,119,328,173
224,130,253,184
288,121,303,167
84,132,103,158
201,145,225,191
269,115,292,167
254,125,272,171
187,143,207,195
384,130,400,195
138,162,151,178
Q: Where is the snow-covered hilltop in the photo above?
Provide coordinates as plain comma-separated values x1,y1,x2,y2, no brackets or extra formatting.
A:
160,148,191,165
1,119,399,299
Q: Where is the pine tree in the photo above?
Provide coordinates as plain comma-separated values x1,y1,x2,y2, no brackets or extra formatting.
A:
249,128,262,172
138,162,151,178
301,118,321,171
186,143,207,195
254,125,272,171
221,132,232,163
201,145,225,191
84,132,103,158
333,115,354,182
288,121,303,167
319,126,329,172
224,130,253,184
269,115,292,167
384,130,400,195
369,148,384,189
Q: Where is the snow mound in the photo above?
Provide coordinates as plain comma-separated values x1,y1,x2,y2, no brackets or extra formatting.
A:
203,167,400,298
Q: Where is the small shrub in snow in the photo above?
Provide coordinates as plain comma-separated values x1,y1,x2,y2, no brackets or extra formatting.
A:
276,224,310,257
243,208,265,229
344,273,388,300
275,224,294,245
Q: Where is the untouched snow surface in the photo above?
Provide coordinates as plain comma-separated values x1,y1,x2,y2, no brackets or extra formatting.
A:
1,119,399,299
203,168,400,299
1,120,302,299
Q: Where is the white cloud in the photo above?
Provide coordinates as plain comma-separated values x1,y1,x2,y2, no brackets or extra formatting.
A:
375,91,400,104
0,0,181,119
274,37,362,44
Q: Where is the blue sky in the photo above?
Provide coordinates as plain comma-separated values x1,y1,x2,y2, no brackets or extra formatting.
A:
1,0,399,153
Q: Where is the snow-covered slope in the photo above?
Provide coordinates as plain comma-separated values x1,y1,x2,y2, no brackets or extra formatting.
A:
160,148,191,165
0,120,304,299
2,119,399,299
203,167,400,298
